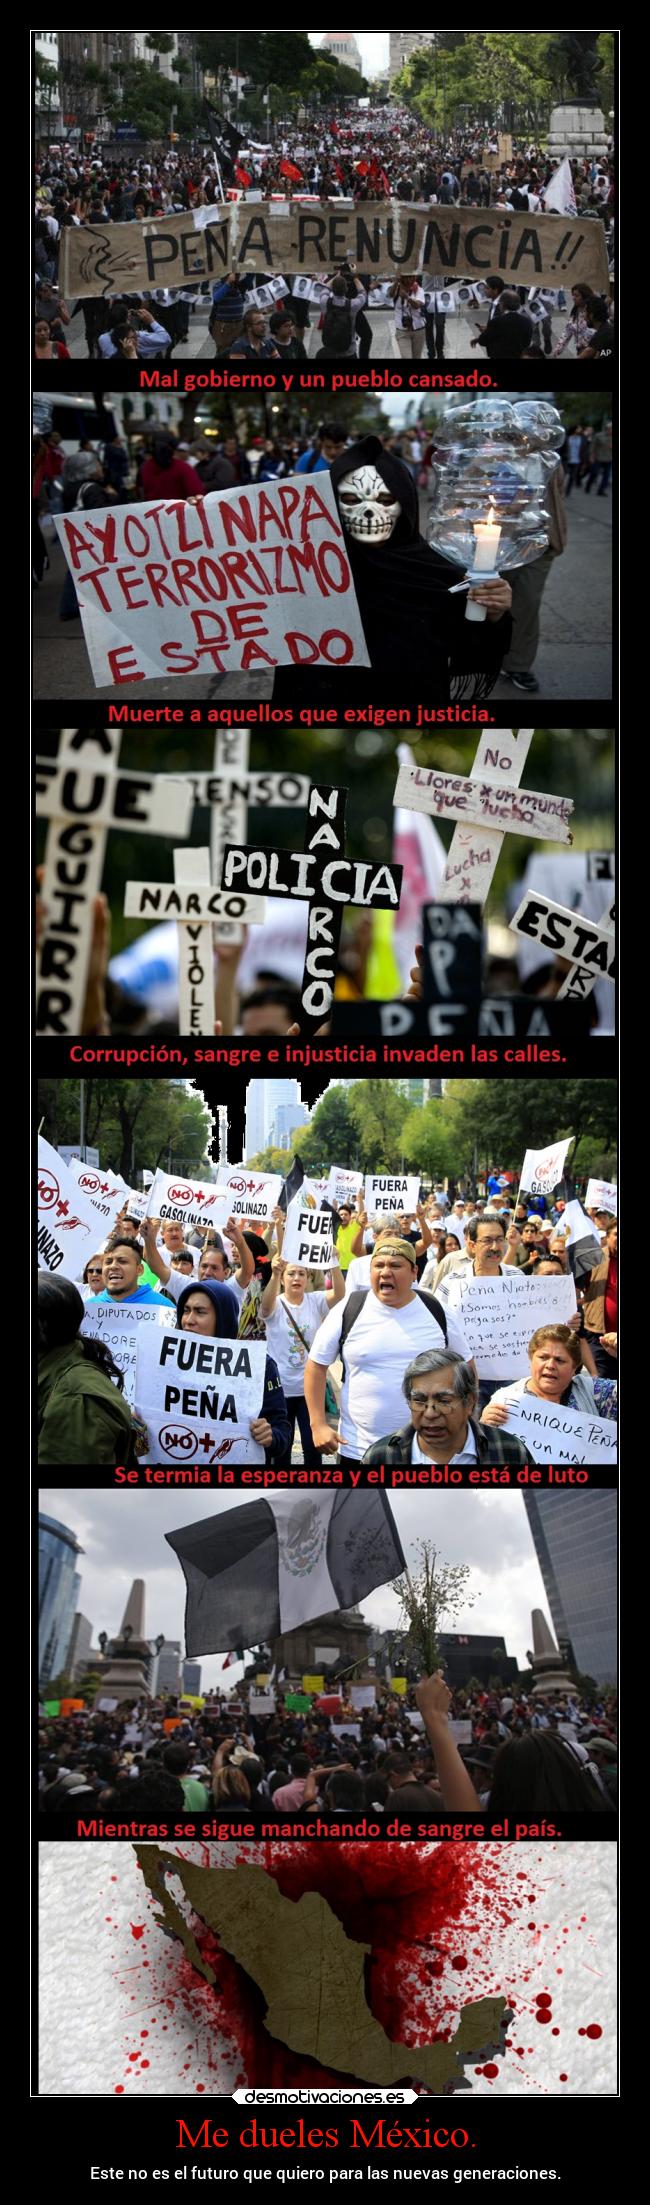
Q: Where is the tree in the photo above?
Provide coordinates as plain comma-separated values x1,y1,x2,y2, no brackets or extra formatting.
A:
37,1079,213,1182
394,1541,477,1674
401,1101,454,1182
347,1082,409,1171
247,1146,291,1175
437,1079,617,1184
292,1087,357,1171
76,1671,105,1705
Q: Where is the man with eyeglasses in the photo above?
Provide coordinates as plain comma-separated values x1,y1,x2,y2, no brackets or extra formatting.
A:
362,1349,528,1466
305,1237,471,1463
429,1212,524,1410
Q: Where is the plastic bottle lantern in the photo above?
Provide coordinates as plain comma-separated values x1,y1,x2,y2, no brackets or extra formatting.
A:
428,399,565,621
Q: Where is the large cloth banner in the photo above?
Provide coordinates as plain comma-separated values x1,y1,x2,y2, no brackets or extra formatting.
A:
503,1395,617,1465
446,1269,577,1379
80,1301,175,1405
135,1328,267,1465
63,202,610,297
53,474,369,689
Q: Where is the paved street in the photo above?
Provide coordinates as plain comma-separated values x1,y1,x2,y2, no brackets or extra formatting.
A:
64,298,573,364
33,477,612,704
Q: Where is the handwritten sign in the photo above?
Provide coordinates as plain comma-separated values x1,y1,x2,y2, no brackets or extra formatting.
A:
510,890,615,994
37,1136,102,1280
446,1270,577,1379
436,729,535,908
80,1301,175,1404
63,202,610,298
392,762,573,844
585,1179,617,1216
54,474,369,689
503,1395,617,1465
144,1171,230,1234
216,1168,283,1224
364,1175,420,1218
282,1199,336,1270
135,1328,267,1465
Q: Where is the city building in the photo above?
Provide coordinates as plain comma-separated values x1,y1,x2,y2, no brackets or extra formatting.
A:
39,1514,84,1691
132,32,180,82
151,1639,182,1695
389,33,437,80
183,1662,202,1696
35,31,61,134
523,1492,617,1685
245,1080,303,1158
66,1613,93,1683
271,1100,308,1149
319,33,363,76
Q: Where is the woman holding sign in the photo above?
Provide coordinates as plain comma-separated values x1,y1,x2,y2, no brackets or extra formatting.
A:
481,1324,616,1431
261,1224,345,1467
175,1278,291,1463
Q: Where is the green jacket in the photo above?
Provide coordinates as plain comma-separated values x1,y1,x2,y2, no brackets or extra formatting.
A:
38,1342,139,1466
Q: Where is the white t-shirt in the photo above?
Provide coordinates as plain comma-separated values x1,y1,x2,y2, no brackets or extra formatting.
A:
410,1426,477,1464
394,286,426,331
309,1291,470,1460
265,1291,329,1399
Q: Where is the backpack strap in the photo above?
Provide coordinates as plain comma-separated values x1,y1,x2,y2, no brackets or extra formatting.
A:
337,1285,447,1383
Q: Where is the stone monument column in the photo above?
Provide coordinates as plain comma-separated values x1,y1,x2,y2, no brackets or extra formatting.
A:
96,1579,153,1706
547,32,610,163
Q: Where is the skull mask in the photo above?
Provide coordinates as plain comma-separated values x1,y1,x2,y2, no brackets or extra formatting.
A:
337,463,402,543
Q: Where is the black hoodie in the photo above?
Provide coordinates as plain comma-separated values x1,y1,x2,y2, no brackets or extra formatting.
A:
273,436,511,702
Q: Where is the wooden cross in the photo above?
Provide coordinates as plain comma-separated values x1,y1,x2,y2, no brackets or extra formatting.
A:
217,782,403,1034
510,888,616,1001
36,731,194,1036
392,729,573,909
157,728,311,948
123,850,266,1035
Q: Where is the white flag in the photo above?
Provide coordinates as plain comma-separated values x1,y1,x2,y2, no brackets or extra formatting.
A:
544,158,577,217
520,1136,573,1197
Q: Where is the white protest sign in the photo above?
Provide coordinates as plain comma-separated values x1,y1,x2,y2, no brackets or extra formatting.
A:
145,1171,230,1234
36,733,195,1037
436,730,535,908
503,1395,617,1465
125,837,266,1035
585,1179,617,1216
562,1199,602,1251
135,1329,267,1465
392,761,573,844
520,1137,573,1197
80,1301,175,1405
37,1136,103,1280
449,1720,473,1744
282,1198,336,1269
249,1693,276,1715
446,1269,577,1379
96,1697,119,1712
405,1711,425,1732
216,1167,283,1224
330,1722,361,1742
53,473,370,688
510,889,615,997
364,1175,421,1218
350,1685,376,1709
313,1646,343,1665
327,1167,363,1209
67,1158,130,1227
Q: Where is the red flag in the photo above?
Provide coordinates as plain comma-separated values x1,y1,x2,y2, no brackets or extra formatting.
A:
333,163,345,184
280,158,304,184
235,164,252,189
355,160,370,178
330,120,340,138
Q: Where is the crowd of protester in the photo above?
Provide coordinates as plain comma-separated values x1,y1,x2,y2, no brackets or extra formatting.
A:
37,1178,617,1468
34,102,615,362
38,1662,617,1823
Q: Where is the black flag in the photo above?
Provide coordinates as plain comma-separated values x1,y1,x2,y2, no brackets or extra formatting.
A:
203,102,245,180
278,1156,305,1215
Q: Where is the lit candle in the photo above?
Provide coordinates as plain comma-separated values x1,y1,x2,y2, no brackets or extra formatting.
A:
472,503,502,573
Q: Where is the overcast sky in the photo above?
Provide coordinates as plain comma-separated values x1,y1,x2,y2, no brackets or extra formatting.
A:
40,1487,550,1689
310,33,389,78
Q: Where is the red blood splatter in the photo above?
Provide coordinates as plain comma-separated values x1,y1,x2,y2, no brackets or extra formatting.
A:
535,1993,552,2006
130,1924,145,1941
536,2011,552,2024
482,2064,499,2079
451,1955,468,1971
585,2024,602,2039
552,2029,560,2037
141,2061,150,2069
115,2086,124,2095
560,2074,568,2082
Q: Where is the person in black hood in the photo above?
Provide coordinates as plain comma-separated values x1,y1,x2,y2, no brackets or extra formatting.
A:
273,435,512,705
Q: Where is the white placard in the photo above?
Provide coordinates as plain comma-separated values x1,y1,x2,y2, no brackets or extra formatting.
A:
135,1328,267,1465
249,1693,276,1715
364,1175,420,1218
216,1167,283,1224
53,473,370,689
37,1136,104,1280
282,1198,336,1269
313,1646,342,1665
446,1269,577,1380
96,1697,119,1712
585,1179,617,1216
350,1685,376,1709
330,1723,361,1742
327,1167,363,1210
405,1711,425,1731
36,758,194,837
80,1301,175,1405
503,1395,617,1465
520,1137,573,1197
145,1170,230,1234
67,1159,130,1226
449,1720,473,1744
